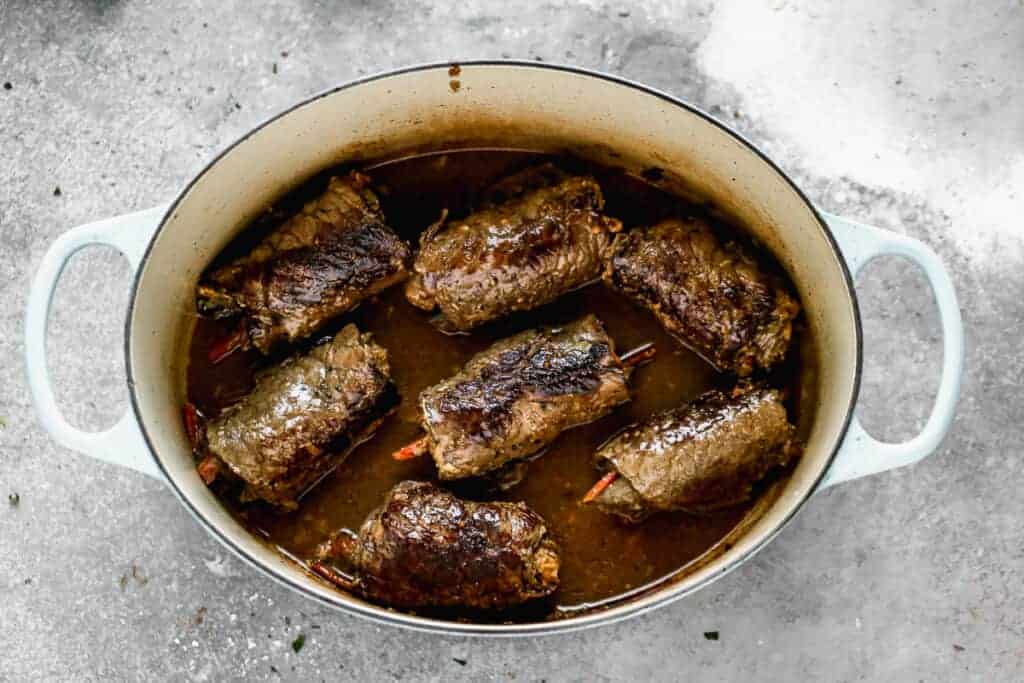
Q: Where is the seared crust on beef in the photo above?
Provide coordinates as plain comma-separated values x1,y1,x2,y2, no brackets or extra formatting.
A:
604,217,799,375
198,172,410,353
405,167,621,330
205,324,396,507
589,387,800,522
315,481,560,609
418,315,631,480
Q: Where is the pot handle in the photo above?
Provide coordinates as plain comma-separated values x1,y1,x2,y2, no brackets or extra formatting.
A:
25,206,168,480
817,212,964,490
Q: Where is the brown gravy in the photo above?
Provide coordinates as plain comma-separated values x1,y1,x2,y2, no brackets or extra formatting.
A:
186,150,814,621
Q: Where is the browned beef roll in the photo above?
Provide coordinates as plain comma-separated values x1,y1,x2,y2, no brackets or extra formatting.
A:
603,217,799,376
405,165,622,330
202,324,396,507
311,481,560,609
585,387,800,522
197,171,410,354
411,315,632,480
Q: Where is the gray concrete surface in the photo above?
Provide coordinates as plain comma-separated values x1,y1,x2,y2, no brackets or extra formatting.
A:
1,1,1021,680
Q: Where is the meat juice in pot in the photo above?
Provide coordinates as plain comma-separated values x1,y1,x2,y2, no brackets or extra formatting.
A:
186,150,816,621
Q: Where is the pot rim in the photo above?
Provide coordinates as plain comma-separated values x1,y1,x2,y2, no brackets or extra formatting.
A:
124,59,863,636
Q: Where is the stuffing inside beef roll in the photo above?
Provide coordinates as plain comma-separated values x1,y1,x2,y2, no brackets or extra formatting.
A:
393,315,653,481
583,387,801,522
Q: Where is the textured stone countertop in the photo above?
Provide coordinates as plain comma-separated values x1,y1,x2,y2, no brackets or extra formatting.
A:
1,1,1021,681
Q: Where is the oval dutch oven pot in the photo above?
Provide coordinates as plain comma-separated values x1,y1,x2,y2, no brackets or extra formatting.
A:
25,62,963,635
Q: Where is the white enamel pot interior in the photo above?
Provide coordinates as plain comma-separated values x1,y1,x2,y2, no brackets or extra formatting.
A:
25,62,964,635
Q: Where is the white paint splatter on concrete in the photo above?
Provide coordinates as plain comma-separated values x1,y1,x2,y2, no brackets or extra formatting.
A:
699,0,1024,262
203,555,238,578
